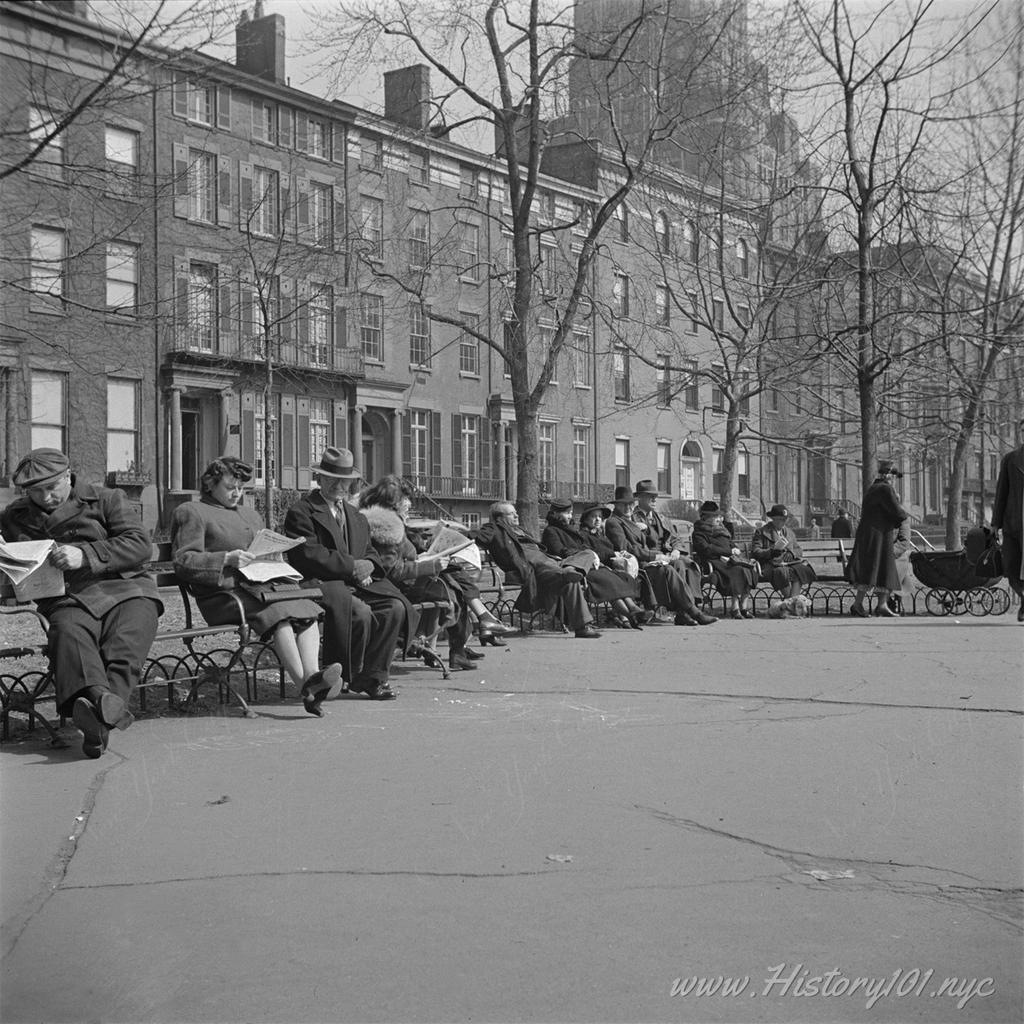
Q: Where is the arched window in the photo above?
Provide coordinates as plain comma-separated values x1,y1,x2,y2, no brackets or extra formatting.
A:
655,211,670,254
736,238,749,278
684,220,698,262
680,441,703,501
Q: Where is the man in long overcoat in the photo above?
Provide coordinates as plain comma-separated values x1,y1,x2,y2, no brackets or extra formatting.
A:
284,448,412,699
847,459,909,617
992,422,1024,621
1,448,161,757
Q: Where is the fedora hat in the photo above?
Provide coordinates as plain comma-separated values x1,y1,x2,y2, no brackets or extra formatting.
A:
12,448,69,488
766,503,789,519
547,498,573,513
633,479,659,497
580,502,611,521
699,500,719,516
612,485,634,503
877,459,903,478
313,446,361,479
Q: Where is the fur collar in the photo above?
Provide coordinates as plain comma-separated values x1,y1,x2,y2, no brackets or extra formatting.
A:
360,504,407,546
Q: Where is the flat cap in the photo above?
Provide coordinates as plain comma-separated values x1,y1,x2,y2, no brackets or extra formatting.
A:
12,448,69,488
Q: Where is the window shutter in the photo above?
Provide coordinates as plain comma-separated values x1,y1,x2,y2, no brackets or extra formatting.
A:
249,98,260,139
278,106,293,148
172,76,188,118
173,143,190,219
334,303,347,350
280,172,292,234
452,414,462,486
294,280,308,358
238,162,253,230
217,86,232,130
279,277,295,361
296,397,311,490
296,177,310,239
280,394,296,489
296,115,307,152
333,400,347,450
174,257,190,346
333,190,346,252
480,416,491,482
240,280,254,350
431,412,442,481
402,412,411,476
218,273,234,356
241,392,255,466
331,123,345,163
217,156,232,226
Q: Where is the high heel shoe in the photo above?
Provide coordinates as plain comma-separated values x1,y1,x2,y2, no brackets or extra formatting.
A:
627,613,645,630
476,614,515,636
301,663,343,718
478,631,508,647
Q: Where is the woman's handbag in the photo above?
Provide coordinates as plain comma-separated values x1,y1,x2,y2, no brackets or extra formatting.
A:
238,579,324,603
974,543,1004,579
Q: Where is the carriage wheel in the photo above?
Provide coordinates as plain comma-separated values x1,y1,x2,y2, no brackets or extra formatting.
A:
925,589,955,616
991,588,1011,616
965,589,994,617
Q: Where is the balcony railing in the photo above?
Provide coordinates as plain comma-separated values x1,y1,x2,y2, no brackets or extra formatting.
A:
168,331,365,377
539,481,616,504
407,476,507,501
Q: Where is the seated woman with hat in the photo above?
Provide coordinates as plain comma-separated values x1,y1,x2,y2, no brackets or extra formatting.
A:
750,504,816,599
541,499,651,629
691,500,758,618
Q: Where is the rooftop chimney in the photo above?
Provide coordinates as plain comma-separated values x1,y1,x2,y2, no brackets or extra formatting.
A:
236,3,285,84
384,65,432,131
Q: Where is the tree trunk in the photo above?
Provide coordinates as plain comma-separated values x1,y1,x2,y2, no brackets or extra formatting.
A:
719,408,742,516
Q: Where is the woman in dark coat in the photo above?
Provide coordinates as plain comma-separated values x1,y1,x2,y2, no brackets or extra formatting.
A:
691,500,757,618
541,499,649,628
751,504,817,598
171,456,342,716
847,460,909,617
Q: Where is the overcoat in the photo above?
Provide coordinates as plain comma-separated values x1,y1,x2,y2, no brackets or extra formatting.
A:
171,495,322,638
751,521,817,591
540,520,638,602
991,445,1024,584
690,518,757,597
845,479,908,591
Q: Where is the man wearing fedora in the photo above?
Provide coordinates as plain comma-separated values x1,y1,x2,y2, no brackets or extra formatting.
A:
605,484,716,626
1,448,161,757
844,460,908,617
283,447,410,699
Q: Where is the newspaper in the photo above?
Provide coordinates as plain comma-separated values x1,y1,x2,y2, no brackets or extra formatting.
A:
415,525,481,570
238,529,305,582
247,529,305,557
0,539,66,600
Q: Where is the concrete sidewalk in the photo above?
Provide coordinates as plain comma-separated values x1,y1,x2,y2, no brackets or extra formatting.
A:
2,616,1022,1023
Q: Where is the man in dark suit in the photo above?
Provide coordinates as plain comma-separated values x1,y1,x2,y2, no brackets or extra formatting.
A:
284,447,408,699
605,485,716,626
1,448,161,757
992,421,1024,622
830,508,853,539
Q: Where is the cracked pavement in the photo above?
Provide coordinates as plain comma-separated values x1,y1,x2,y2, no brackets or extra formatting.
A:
1,614,1021,1022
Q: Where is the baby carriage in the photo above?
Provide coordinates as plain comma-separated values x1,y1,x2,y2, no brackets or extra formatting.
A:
909,545,1009,617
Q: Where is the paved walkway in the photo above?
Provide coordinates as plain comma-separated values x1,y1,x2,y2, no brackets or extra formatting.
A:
2,616,1022,1023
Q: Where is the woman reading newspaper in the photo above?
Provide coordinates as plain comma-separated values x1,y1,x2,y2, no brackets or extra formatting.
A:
170,456,341,717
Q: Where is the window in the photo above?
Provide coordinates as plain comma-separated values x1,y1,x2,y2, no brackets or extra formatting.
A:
253,101,276,143
105,126,138,194
739,370,751,417
615,439,630,490
29,107,64,178
459,415,479,489
408,210,429,268
736,238,750,278
360,196,384,258
310,181,332,246
613,345,630,400
540,243,557,294
186,263,217,351
309,398,331,463
657,442,671,495
30,227,65,298
655,284,671,326
106,378,138,471
409,301,431,367
186,82,214,125
460,165,479,199
537,421,556,491
253,392,276,486
615,203,629,242
309,284,332,368
686,290,699,334
360,293,383,361
613,273,630,317
764,444,779,499
736,303,750,329
682,359,699,411
712,447,724,496
459,222,481,281
685,220,698,262
656,354,671,406
655,211,670,254
574,201,593,235
767,386,780,413
409,409,429,486
572,425,591,494
712,298,724,331
572,329,591,386
409,148,429,185
361,134,383,171
251,165,279,235
540,191,556,222
737,447,750,498
188,149,217,223
307,118,328,158
459,313,480,375
106,242,139,312
711,365,725,411
30,370,66,450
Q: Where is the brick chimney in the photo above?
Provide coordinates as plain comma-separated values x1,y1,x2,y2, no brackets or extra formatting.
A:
384,65,432,131
236,2,285,84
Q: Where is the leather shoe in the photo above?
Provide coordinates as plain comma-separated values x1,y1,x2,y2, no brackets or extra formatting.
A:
463,647,485,660
1018,603,1024,623
478,631,508,647
96,691,132,730
741,608,756,619
477,616,515,636
301,663,343,717
874,604,897,618
674,612,698,626
448,651,476,671
354,679,397,700
72,697,109,759
574,625,602,639
693,611,718,625
850,604,869,618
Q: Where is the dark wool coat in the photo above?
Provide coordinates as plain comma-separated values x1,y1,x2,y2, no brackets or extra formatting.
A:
283,491,418,653
993,446,1024,537
2,482,160,620
540,520,638,602
751,521,817,590
580,525,658,608
830,517,854,539
691,518,756,597
846,479,908,590
171,496,322,638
